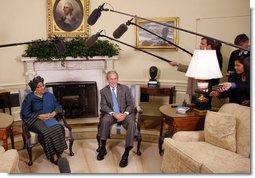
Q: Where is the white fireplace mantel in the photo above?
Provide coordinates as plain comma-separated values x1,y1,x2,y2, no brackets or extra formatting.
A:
21,56,119,91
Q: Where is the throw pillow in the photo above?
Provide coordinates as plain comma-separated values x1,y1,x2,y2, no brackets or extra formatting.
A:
204,111,236,152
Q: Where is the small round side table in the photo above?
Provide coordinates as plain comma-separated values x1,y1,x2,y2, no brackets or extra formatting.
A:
158,104,206,155
0,113,15,150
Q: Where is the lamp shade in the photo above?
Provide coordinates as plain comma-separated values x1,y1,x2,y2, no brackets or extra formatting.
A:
185,50,223,79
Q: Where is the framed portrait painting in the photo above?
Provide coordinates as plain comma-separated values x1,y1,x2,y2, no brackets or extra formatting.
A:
48,0,90,37
135,17,179,50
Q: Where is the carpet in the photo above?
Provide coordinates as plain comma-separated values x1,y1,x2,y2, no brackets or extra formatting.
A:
18,139,162,173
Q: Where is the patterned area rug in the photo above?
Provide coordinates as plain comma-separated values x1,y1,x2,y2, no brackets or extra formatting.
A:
18,139,162,173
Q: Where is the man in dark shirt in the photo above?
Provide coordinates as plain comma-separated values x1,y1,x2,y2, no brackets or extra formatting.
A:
227,34,250,76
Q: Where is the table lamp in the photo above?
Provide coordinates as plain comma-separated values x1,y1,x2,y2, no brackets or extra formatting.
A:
185,50,223,111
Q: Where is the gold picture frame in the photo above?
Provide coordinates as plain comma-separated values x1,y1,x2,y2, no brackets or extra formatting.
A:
47,0,90,38
135,17,179,50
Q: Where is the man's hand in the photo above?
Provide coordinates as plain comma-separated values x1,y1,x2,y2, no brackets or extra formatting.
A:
112,113,127,122
216,82,232,92
169,61,178,67
241,100,250,106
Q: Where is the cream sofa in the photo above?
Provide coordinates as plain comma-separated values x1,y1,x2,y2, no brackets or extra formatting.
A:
0,146,20,173
161,103,250,173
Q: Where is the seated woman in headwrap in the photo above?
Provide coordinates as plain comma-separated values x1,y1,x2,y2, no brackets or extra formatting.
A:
21,76,68,165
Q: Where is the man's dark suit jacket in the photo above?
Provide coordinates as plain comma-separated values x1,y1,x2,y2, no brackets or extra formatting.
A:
100,83,134,115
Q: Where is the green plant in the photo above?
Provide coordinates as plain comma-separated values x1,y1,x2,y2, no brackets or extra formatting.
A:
22,37,120,62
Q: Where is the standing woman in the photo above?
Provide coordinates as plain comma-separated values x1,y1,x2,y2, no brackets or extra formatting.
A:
21,76,67,165
209,56,249,104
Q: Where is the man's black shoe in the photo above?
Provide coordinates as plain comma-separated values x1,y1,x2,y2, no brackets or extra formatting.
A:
119,155,128,167
97,149,107,160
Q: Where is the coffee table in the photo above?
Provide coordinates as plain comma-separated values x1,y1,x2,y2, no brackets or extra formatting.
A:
158,104,206,155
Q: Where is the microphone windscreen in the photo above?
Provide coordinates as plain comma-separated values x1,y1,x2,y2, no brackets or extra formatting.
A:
58,157,71,173
53,39,66,55
85,34,99,48
87,8,101,25
113,24,128,39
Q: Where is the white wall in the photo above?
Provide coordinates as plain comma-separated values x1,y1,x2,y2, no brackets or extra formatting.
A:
0,0,251,116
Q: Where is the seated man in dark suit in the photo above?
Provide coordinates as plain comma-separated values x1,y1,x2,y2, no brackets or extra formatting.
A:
97,71,136,168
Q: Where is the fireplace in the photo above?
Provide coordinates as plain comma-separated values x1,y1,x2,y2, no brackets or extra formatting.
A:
46,81,98,118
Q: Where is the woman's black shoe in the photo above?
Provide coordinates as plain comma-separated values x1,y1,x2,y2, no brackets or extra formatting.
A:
50,157,59,165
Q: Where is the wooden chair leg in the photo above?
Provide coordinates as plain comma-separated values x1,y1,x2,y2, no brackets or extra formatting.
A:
136,135,142,156
27,146,33,166
22,135,26,149
69,138,74,156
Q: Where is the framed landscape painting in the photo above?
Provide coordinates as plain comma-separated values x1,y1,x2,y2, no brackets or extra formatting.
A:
135,17,179,50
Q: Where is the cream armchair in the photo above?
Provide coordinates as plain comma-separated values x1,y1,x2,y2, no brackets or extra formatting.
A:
0,145,20,173
161,103,250,173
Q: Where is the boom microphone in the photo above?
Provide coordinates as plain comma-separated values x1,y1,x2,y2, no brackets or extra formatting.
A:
52,36,66,55
87,5,249,52
112,18,133,39
87,3,106,25
113,24,128,39
85,30,103,48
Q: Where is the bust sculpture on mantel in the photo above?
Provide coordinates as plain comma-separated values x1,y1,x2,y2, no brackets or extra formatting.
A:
21,56,119,91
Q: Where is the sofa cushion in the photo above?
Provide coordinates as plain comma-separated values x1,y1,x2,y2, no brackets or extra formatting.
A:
204,111,236,152
172,130,205,142
219,103,250,158
161,138,250,173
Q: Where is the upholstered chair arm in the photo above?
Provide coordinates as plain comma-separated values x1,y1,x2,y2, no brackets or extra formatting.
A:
135,105,143,130
172,130,205,142
136,105,143,114
56,110,72,131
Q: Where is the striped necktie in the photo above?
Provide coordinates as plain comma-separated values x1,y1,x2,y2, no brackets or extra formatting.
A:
112,87,120,113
